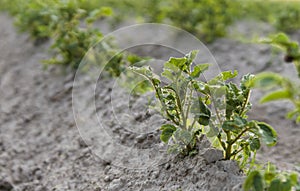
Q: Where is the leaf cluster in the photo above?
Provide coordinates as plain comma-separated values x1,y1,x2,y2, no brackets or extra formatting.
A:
244,163,300,191
131,51,277,163
4,0,112,69
252,33,300,123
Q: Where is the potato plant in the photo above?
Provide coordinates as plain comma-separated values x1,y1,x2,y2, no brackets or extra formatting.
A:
130,51,277,164
251,33,300,123
243,163,300,191
160,0,238,42
13,0,57,42
43,1,112,69
3,0,112,69
91,0,239,42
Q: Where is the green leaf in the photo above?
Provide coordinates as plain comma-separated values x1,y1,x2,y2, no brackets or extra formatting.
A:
243,170,264,191
185,50,198,64
289,173,298,186
173,129,193,145
199,102,211,126
192,81,210,94
99,6,113,16
250,137,261,151
260,89,292,103
270,33,290,44
206,124,219,138
191,98,211,126
297,115,300,124
160,124,177,143
264,172,276,183
251,72,283,89
161,69,175,82
222,116,247,133
241,74,255,90
268,179,281,191
130,66,160,84
221,70,238,81
257,122,277,146
190,64,209,78
222,121,237,132
286,109,299,119
167,144,181,154
167,57,188,72
268,178,292,191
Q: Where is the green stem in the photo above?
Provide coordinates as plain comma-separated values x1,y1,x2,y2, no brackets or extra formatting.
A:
165,86,185,129
231,147,244,159
240,90,251,116
190,118,197,131
210,92,223,126
225,131,232,160
185,85,193,128
231,127,250,146
217,133,226,151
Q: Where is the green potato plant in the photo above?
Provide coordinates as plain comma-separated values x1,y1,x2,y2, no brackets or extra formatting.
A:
2,0,112,69
43,1,112,69
87,0,239,43
251,33,300,123
272,2,300,33
13,0,57,42
243,163,300,191
161,0,238,42
130,51,277,164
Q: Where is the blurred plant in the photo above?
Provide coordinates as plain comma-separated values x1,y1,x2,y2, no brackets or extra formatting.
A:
13,0,57,42
44,1,112,68
86,0,239,42
161,0,239,42
272,2,300,33
4,0,112,68
244,163,300,191
251,33,300,123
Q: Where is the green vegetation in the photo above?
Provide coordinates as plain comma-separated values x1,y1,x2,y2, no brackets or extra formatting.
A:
251,33,300,123
43,2,111,68
83,0,300,42
1,0,300,190
241,1,300,33
2,0,300,44
244,163,300,191
131,51,277,166
0,0,112,68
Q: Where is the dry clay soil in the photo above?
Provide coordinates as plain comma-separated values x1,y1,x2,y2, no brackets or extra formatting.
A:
0,13,300,191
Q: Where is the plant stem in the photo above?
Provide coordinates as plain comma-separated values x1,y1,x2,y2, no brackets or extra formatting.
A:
210,91,223,126
232,147,244,159
240,90,250,116
185,85,193,128
231,127,250,146
217,133,226,151
165,86,185,128
225,131,232,159
190,118,197,131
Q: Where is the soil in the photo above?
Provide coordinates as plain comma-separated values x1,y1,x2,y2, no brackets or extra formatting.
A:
0,13,300,191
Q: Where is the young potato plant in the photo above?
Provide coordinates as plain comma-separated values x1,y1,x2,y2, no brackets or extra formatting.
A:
251,33,300,123
273,3,300,33
130,51,277,164
13,0,57,43
149,0,239,43
8,0,112,69
243,163,300,191
44,1,112,69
